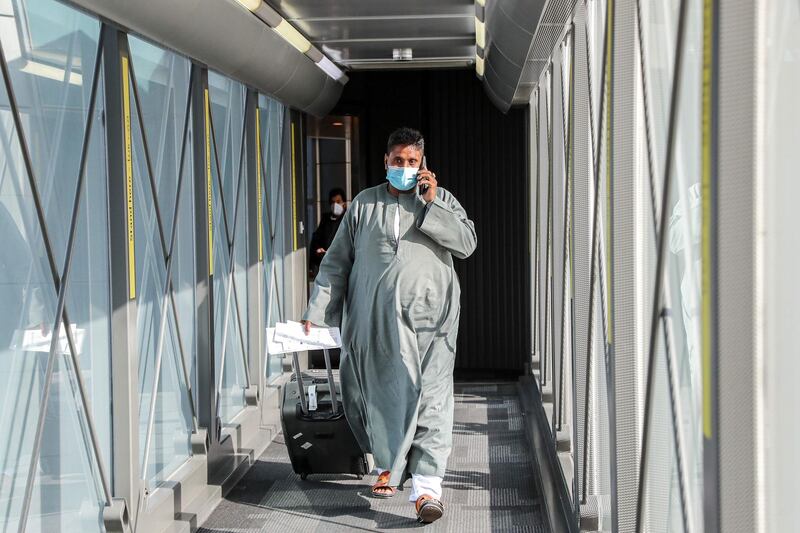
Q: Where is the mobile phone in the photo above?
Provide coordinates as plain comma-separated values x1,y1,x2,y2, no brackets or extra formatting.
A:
419,155,429,195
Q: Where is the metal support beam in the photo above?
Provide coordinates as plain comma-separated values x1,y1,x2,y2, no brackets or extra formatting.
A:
102,24,141,527
192,65,219,448
246,89,264,403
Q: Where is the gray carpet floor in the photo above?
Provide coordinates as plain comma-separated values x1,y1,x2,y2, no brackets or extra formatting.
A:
199,383,548,532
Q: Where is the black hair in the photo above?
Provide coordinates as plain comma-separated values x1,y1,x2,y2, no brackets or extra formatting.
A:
328,187,346,201
386,127,425,154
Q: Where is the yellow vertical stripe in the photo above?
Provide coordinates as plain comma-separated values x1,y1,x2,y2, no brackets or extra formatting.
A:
205,89,214,275
701,0,714,439
256,107,263,262
290,121,298,251
122,56,136,300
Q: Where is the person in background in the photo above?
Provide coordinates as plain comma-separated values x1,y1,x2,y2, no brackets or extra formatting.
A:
309,187,347,280
301,127,476,524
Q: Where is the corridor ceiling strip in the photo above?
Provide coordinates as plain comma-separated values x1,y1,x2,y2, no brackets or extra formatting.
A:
122,55,136,299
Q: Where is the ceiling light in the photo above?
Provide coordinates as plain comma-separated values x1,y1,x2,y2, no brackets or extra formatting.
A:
332,121,343,126
393,48,413,61
316,55,348,83
234,0,261,11
475,54,485,77
476,0,485,6
475,17,485,49
274,19,312,54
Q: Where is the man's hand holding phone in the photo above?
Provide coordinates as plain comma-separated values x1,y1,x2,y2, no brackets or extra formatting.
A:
417,157,437,204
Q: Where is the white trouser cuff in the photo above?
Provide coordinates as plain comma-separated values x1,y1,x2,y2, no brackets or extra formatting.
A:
408,473,443,502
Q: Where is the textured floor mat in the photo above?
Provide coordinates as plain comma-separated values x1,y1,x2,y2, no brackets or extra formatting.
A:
199,383,548,532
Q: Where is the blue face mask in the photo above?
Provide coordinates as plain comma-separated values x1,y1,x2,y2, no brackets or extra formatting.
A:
386,166,419,191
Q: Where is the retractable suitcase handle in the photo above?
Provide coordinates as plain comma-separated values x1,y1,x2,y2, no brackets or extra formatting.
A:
291,352,309,415
322,349,340,415
291,348,339,416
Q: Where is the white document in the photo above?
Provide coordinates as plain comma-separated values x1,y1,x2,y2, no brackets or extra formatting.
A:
265,327,315,355
273,320,342,349
16,324,85,355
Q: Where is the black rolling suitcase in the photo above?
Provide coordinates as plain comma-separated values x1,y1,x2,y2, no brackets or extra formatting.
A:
280,349,369,480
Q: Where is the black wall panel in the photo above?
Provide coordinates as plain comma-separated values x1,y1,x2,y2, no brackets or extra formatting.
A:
333,69,529,377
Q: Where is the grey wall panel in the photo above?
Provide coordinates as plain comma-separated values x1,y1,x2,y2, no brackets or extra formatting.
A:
66,0,342,116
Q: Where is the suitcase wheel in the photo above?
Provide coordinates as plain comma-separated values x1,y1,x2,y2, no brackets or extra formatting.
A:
300,473,308,480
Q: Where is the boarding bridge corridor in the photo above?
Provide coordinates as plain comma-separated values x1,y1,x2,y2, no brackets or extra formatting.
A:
0,0,795,532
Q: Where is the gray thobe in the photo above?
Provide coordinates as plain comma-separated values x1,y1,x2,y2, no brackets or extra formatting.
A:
303,183,477,486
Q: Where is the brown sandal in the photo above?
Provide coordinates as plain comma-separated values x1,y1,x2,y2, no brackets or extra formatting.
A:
371,471,397,498
415,494,444,523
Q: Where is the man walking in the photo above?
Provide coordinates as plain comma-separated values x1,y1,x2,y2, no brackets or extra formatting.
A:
302,127,476,524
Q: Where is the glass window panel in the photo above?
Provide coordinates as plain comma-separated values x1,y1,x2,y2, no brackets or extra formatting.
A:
173,117,197,404
0,81,58,533
0,0,101,269
662,0,703,529
27,353,105,532
129,62,193,486
140,312,193,485
640,0,680,188
208,71,245,231
209,71,248,422
127,35,191,238
62,67,111,476
0,2,110,529
127,34,198,418
586,0,607,140
640,328,684,533
258,95,286,381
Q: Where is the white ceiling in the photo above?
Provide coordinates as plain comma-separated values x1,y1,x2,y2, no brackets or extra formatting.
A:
267,0,477,69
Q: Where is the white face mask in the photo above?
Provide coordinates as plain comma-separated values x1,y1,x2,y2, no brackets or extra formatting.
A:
332,202,344,216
